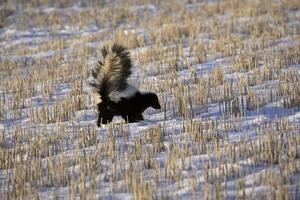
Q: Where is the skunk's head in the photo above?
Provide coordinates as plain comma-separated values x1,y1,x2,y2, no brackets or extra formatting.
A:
148,93,161,109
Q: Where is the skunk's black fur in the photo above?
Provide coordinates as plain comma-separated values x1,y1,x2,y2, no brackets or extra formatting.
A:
97,91,161,126
86,43,161,126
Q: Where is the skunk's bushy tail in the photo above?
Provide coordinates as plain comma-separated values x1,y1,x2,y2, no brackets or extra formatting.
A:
87,44,132,100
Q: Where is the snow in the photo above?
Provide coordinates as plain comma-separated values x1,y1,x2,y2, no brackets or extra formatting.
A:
0,0,300,199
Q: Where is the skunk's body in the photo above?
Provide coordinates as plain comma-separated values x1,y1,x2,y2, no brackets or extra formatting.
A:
97,91,160,126
86,43,161,126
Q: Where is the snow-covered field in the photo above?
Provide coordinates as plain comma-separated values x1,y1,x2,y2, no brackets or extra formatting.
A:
0,0,300,199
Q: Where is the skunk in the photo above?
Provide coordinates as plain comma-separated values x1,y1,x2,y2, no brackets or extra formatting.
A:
86,43,161,126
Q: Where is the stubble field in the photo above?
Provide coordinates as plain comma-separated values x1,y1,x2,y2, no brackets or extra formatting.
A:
0,0,300,199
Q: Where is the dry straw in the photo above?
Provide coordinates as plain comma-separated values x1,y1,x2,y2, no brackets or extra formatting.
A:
0,0,299,199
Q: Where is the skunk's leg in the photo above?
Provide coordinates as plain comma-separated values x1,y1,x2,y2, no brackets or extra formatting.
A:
135,114,144,121
97,102,113,126
97,114,113,126
124,114,144,123
121,115,129,123
121,114,133,123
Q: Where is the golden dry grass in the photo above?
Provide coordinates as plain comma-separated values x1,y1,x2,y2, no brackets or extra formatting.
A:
0,0,300,199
